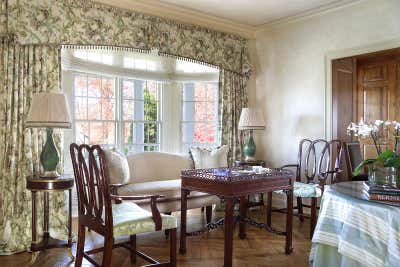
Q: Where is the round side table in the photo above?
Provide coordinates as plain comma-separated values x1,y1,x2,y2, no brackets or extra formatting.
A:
26,174,74,265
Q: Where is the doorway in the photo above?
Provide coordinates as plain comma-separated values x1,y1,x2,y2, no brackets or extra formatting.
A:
332,47,400,179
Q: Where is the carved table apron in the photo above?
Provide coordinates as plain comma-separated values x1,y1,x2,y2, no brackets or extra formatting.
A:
179,168,295,267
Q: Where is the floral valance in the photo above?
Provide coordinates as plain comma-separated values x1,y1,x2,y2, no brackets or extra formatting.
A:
3,0,251,77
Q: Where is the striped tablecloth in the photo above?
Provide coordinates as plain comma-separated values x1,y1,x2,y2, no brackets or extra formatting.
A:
310,182,400,267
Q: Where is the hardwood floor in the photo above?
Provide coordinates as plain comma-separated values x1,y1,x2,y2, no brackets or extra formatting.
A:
1,207,311,267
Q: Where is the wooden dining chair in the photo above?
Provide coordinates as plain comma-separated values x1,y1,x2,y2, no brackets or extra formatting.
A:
70,143,177,267
343,141,368,181
266,139,343,239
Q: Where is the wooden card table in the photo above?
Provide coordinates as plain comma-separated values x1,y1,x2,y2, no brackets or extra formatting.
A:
26,174,74,265
180,168,295,267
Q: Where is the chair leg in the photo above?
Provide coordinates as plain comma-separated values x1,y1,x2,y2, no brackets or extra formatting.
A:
266,192,272,227
75,224,85,267
102,235,114,267
297,197,304,222
205,205,212,224
170,228,177,267
310,197,317,239
164,212,172,239
130,235,136,264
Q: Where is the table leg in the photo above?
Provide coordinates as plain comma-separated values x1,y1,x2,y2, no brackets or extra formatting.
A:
68,189,74,260
179,189,189,254
31,191,38,265
285,189,293,254
239,196,247,239
266,192,272,227
43,192,49,239
223,197,234,267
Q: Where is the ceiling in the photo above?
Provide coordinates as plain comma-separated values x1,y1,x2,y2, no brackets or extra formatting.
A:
156,0,350,26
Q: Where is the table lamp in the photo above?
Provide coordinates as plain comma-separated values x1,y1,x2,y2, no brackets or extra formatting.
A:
238,108,265,161
26,92,71,178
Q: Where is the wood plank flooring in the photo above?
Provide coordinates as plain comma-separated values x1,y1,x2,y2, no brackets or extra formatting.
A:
0,207,311,267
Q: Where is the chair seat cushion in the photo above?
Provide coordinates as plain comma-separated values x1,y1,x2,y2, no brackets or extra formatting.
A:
111,202,177,237
275,182,322,198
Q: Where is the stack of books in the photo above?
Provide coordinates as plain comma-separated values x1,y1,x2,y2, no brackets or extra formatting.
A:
363,181,400,202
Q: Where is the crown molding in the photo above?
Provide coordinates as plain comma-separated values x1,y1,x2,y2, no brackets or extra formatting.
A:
94,0,256,39
256,0,364,34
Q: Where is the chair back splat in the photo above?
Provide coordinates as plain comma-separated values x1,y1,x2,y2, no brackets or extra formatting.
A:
296,139,343,187
70,144,113,234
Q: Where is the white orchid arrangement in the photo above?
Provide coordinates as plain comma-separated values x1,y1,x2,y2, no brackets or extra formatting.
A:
347,119,400,176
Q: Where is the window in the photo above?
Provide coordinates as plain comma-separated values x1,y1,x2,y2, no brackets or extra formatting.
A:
121,79,161,153
64,47,219,155
182,82,219,152
73,74,116,148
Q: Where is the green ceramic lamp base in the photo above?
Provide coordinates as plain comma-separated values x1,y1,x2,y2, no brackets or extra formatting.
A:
243,130,256,162
40,128,60,178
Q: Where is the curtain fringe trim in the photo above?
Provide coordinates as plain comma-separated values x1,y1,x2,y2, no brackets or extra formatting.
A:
158,52,219,70
60,44,151,54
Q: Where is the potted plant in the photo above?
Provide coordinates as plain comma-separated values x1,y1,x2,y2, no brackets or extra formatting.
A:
347,119,400,187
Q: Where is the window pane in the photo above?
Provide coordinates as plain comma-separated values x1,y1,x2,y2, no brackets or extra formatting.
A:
143,122,159,143
74,75,87,97
75,121,89,144
103,122,115,144
123,100,134,120
194,123,214,143
144,92,158,121
122,80,134,99
194,83,206,101
101,98,115,120
88,77,101,97
90,122,103,144
87,98,101,120
145,81,159,101
124,122,135,144
194,102,207,121
74,97,87,120
207,84,218,102
206,102,216,121
102,78,115,98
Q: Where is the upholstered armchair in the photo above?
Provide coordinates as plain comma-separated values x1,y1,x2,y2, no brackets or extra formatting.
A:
266,139,343,239
70,144,177,267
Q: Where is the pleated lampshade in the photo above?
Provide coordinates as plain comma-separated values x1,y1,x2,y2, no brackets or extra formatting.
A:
238,108,265,130
26,92,72,129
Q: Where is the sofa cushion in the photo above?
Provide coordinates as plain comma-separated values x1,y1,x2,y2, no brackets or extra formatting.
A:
127,152,193,183
117,179,209,199
190,145,229,169
104,148,130,185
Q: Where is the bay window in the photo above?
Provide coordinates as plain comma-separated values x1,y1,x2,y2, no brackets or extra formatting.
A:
62,47,219,156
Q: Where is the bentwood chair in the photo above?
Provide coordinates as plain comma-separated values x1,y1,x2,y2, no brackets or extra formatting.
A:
266,139,343,239
70,144,177,267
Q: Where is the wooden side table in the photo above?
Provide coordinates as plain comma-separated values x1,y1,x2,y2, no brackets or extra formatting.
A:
234,160,266,207
26,174,74,265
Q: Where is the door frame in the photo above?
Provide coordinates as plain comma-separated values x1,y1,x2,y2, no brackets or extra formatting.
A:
325,37,400,140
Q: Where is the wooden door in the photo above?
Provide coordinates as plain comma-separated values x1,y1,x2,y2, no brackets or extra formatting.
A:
357,60,399,159
332,57,357,142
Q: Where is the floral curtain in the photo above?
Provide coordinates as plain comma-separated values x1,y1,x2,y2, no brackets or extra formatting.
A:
0,0,251,253
219,70,248,164
6,0,251,77
0,36,68,254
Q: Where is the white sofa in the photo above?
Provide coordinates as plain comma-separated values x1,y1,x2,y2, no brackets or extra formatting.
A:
113,152,220,215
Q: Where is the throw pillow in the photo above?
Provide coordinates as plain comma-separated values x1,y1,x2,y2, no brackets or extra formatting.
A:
189,145,229,169
103,148,130,185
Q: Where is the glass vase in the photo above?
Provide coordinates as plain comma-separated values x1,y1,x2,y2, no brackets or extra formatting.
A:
368,163,397,186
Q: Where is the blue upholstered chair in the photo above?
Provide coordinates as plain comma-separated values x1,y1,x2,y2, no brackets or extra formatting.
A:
266,139,343,239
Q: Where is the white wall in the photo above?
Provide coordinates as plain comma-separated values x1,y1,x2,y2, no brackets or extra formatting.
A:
254,0,400,167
